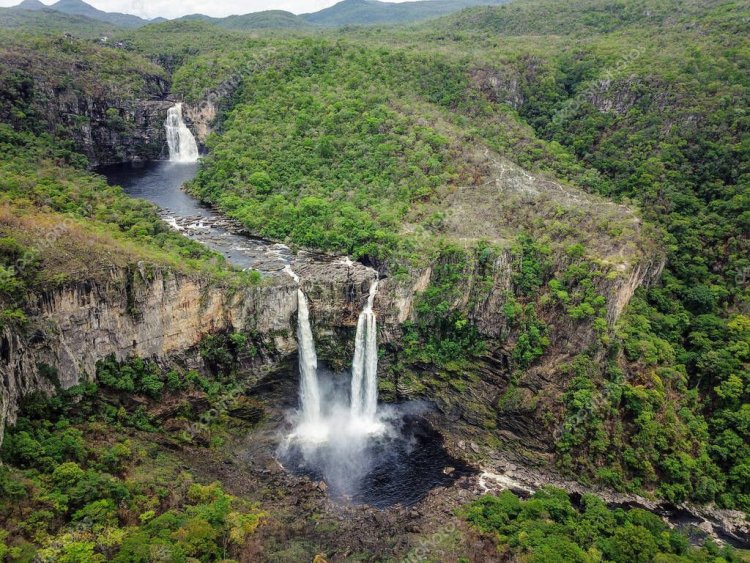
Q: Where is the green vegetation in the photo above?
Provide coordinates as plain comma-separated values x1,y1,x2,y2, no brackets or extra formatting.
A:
187,40,471,262
0,367,265,561
401,243,484,367
200,11,311,31
0,0,747,527
464,487,740,562
302,0,508,27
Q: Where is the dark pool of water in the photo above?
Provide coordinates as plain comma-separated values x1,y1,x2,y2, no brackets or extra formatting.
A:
101,161,205,216
276,364,473,509
99,161,292,272
279,411,472,508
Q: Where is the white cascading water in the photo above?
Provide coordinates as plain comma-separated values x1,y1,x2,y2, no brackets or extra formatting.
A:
283,264,383,443
285,265,326,440
165,103,199,163
297,288,322,426
351,280,379,422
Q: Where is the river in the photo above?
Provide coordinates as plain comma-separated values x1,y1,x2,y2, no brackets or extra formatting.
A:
100,161,292,273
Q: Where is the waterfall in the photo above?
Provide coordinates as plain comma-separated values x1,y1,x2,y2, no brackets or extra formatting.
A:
351,280,379,421
297,288,322,426
165,103,199,163
284,265,324,438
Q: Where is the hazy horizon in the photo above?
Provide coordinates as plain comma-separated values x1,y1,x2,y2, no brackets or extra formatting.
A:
0,0,419,19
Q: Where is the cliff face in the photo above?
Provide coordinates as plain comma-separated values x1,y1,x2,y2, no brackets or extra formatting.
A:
0,37,174,167
183,75,245,147
0,259,378,443
373,240,665,453
74,96,174,166
34,77,173,167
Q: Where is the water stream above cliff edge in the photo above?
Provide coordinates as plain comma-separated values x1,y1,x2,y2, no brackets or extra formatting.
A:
101,161,293,273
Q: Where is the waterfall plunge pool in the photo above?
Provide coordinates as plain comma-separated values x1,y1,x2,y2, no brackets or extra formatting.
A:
277,366,474,509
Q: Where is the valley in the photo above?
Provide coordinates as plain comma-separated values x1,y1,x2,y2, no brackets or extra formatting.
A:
0,0,748,560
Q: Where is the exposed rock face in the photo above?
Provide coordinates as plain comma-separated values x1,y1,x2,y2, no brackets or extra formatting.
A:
0,259,376,444
5,72,173,167
295,254,379,369
184,75,245,146
183,99,217,144
76,97,174,166
470,66,525,110
296,254,378,330
372,213,664,453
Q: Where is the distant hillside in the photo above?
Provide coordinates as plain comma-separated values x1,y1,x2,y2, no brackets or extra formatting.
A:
426,0,733,35
2,0,513,34
301,0,509,26
0,6,117,37
15,0,45,10
219,10,311,30
176,10,310,30
48,0,150,28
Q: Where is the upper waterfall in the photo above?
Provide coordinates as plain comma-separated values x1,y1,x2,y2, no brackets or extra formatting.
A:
350,279,379,422
165,103,199,163
297,288,322,427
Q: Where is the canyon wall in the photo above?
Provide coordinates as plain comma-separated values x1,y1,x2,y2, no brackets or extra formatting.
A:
373,246,665,453
0,260,377,443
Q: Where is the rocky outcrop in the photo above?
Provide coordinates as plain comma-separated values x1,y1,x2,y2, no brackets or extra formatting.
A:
183,99,217,144
470,66,525,110
0,36,175,167
471,450,750,548
0,259,377,444
8,72,172,167
183,74,245,145
76,97,173,166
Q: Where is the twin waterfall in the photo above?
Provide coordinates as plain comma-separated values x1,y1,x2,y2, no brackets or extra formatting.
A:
289,266,381,441
350,280,379,421
296,288,322,427
165,103,199,163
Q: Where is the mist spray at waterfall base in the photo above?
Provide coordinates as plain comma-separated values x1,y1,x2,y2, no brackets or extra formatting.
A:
278,367,470,508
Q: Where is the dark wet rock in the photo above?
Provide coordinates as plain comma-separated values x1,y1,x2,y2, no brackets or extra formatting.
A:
228,396,265,423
